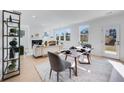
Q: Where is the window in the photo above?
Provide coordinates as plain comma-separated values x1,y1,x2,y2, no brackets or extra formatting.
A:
60,32,64,41
79,25,89,43
55,28,71,41
55,31,61,41
56,34,59,41
65,29,71,41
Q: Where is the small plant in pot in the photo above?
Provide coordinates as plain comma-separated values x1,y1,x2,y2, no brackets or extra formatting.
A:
44,41,47,46
9,28,17,36
8,60,16,72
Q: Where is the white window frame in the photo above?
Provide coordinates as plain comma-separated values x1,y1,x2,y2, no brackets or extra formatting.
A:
79,25,89,43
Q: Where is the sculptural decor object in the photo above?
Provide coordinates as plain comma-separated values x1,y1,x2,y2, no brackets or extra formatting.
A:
9,28,17,36
9,38,18,59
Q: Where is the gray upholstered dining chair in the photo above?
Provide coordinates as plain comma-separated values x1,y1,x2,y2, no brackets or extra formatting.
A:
48,51,72,82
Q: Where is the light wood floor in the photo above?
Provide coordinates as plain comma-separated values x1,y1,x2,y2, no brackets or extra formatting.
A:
1,55,123,82
3,56,48,82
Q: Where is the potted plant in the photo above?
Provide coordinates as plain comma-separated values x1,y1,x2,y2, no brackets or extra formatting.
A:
44,41,47,46
9,28,17,36
8,60,16,72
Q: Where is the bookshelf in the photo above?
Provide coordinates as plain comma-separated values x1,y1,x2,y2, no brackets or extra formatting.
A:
2,10,21,80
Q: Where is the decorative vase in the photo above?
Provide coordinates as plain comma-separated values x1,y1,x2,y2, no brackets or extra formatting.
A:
9,15,12,22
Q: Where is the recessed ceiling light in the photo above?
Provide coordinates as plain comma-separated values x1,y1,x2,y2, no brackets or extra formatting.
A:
32,16,36,18
106,11,113,15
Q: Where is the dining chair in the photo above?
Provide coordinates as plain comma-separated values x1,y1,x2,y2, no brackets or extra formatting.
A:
80,44,92,64
48,51,72,82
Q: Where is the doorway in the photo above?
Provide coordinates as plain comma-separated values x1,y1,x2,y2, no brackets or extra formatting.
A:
102,25,120,59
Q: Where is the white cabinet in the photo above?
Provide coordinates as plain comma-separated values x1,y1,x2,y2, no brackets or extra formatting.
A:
33,45,63,57
33,45,42,57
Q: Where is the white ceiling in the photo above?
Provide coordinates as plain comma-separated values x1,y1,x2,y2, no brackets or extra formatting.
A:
0,10,123,31
21,10,122,29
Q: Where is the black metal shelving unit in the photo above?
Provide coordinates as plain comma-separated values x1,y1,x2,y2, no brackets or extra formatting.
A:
2,10,21,80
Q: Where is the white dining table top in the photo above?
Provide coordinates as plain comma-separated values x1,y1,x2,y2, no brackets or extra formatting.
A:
62,46,92,58
67,51,81,58
76,46,91,52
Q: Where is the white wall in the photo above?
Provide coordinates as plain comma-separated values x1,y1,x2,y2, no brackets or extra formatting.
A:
20,25,31,53
0,25,1,76
21,25,30,48
86,12,124,61
53,12,124,62
21,26,55,54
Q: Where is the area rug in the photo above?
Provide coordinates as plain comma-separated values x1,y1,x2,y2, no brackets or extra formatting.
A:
35,55,113,82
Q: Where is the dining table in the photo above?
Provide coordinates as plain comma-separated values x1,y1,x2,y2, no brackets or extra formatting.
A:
62,46,92,76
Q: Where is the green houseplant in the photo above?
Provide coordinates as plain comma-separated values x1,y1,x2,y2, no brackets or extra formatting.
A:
9,28,17,36
8,60,16,71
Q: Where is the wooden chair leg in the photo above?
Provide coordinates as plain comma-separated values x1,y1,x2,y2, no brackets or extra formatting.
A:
49,68,52,79
89,54,92,62
69,68,71,78
71,67,75,74
65,55,67,60
87,54,90,64
57,72,59,82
